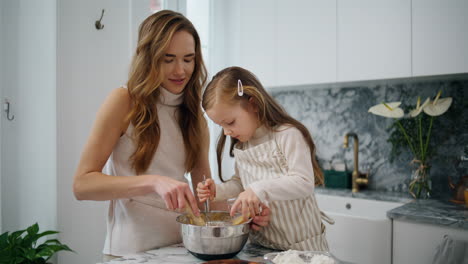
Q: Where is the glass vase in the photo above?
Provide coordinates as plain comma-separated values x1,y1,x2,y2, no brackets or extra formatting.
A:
409,161,431,199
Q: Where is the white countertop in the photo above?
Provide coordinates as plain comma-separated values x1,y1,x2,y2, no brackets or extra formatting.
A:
98,242,275,264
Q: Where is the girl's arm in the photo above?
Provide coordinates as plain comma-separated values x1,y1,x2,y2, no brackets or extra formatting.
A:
248,127,315,203
214,164,244,201
73,88,198,212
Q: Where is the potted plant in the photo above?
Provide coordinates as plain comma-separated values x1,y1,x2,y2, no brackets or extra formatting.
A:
0,223,74,264
368,91,452,199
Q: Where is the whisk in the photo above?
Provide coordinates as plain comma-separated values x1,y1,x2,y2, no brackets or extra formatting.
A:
202,175,210,225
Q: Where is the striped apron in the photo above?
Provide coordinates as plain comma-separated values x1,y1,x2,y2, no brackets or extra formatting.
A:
233,138,334,251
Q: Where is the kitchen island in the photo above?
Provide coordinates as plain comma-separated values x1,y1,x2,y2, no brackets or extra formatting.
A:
98,242,279,264
98,242,353,264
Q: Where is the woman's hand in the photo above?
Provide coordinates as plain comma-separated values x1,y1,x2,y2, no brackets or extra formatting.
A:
230,188,260,221
196,178,216,202
250,203,270,231
153,175,200,215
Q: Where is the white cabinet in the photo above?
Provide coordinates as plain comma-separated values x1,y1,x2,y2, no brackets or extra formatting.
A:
217,0,337,88
211,0,468,88
230,0,276,87
393,220,468,264
337,0,412,82
412,0,468,76
276,0,336,86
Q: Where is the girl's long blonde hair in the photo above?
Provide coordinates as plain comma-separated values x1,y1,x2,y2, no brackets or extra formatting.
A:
202,66,323,185
127,10,207,175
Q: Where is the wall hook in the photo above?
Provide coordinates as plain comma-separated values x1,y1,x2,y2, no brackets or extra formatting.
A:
3,100,14,121
95,9,105,30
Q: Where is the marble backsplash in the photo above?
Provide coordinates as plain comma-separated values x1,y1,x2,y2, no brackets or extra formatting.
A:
271,77,467,199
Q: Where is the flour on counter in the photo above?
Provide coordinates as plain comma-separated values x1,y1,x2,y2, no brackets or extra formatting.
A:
271,250,336,264
272,250,305,264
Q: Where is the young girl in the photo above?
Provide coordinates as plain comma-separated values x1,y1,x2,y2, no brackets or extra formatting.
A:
197,66,333,251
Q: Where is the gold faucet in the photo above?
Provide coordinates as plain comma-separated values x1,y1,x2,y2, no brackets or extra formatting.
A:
344,132,368,192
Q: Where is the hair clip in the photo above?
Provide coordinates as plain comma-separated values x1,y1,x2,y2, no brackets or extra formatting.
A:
237,79,244,96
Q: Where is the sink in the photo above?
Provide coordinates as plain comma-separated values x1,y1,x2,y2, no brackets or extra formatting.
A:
316,193,404,264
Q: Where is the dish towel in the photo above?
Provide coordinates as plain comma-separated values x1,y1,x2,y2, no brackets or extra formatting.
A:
432,235,468,264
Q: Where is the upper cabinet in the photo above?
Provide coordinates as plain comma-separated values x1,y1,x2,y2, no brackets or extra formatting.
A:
276,1,336,86
337,0,412,82
209,0,468,89
231,0,277,87
212,0,336,88
412,0,468,76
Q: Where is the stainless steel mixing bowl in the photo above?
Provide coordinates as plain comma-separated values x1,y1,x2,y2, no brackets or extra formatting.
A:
176,211,251,260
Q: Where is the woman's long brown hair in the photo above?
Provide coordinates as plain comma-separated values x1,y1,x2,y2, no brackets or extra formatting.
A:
202,66,323,185
126,10,207,175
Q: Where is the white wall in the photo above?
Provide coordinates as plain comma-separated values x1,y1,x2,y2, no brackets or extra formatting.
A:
57,1,131,263
56,2,190,262
207,1,237,183
1,0,56,236
0,1,199,263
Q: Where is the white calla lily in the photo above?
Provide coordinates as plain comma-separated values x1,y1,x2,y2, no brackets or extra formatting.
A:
368,91,452,199
423,91,453,116
368,102,404,118
409,97,430,117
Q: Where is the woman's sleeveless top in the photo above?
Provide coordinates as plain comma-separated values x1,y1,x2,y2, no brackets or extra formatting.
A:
102,87,187,256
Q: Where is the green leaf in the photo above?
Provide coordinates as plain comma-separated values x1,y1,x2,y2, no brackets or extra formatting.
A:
43,239,61,245
47,244,72,253
36,247,55,258
23,247,37,260
13,256,25,264
0,223,74,262
35,258,47,264
27,223,40,237
0,253,14,262
0,232,9,249
58,244,74,252
9,229,26,242
43,239,74,252
37,230,59,238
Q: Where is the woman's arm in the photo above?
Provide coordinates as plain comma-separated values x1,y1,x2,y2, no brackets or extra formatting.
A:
73,87,149,201
72,88,198,212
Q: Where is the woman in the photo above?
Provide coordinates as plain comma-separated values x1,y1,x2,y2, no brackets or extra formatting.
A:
73,10,269,259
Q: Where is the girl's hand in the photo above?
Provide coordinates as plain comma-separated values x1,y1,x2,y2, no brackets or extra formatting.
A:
250,203,271,231
230,188,260,221
153,175,200,215
196,178,216,202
